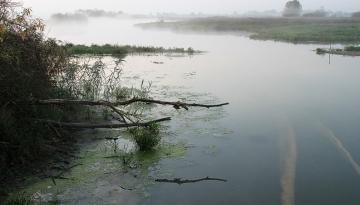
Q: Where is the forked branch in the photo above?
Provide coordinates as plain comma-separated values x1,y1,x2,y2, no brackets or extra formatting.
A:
34,98,229,110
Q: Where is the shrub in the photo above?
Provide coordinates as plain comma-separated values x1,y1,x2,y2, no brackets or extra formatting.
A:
129,123,161,151
0,0,71,180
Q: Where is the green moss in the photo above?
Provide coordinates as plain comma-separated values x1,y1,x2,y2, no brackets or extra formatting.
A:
134,142,188,167
19,130,188,203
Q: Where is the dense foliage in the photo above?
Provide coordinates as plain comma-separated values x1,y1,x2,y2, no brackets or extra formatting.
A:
0,0,72,184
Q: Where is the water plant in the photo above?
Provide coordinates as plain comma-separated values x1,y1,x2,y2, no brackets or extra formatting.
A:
4,192,34,205
129,123,161,151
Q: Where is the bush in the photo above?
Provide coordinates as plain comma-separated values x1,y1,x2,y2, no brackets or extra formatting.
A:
0,0,71,181
129,123,161,151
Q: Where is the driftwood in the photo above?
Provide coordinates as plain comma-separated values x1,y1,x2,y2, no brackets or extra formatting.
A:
155,176,227,185
32,98,228,129
34,98,229,110
37,117,172,129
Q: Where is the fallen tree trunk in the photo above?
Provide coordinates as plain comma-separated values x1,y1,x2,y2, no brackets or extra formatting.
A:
37,117,172,129
33,98,229,110
31,98,228,129
155,176,227,185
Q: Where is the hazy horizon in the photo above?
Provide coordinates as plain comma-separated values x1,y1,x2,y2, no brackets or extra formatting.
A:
21,0,360,17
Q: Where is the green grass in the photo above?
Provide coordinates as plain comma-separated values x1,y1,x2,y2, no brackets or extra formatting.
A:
316,46,360,56
64,43,200,55
137,17,360,43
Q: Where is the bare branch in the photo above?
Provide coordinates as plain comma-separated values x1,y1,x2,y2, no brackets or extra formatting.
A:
155,176,227,185
34,98,229,110
36,117,172,129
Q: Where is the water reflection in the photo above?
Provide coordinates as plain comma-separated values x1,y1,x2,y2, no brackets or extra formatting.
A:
40,18,360,204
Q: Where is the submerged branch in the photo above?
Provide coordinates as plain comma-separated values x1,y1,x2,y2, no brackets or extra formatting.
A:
34,98,229,110
155,176,227,185
37,117,172,129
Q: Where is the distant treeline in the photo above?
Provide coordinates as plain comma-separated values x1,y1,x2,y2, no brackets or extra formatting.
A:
50,9,126,22
64,44,200,55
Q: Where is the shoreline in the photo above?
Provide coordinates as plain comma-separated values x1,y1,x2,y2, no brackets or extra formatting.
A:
316,48,360,56
136,17,360,44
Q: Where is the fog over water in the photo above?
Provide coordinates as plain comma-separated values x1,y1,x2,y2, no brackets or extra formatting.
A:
22,0,360,17
11,0,360,204
30,16,360,205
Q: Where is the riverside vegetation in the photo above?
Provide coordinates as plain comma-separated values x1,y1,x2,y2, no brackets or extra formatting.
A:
137,17,360,44
64,43,199,56
316,46,360,56
0,0,227,202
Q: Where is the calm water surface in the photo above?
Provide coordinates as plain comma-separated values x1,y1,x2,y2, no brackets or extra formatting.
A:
44,18,360,205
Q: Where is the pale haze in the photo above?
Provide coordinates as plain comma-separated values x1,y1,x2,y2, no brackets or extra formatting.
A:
21,0,360,17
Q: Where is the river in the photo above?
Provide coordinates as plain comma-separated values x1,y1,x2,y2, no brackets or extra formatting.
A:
29,17,360,205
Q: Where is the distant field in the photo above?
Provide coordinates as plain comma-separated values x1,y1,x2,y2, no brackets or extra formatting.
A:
137,17,360,44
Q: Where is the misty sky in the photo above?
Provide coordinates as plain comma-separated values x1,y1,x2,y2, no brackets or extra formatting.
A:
22,0,360,17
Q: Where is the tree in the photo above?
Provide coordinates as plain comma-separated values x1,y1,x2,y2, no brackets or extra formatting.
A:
283,0,303,17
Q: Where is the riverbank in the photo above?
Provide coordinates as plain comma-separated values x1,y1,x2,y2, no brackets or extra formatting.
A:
64,44,201,56
136,17,360,44
316,46,360,56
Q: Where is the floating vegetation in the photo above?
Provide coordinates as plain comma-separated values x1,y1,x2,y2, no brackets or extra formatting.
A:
20,128,190,204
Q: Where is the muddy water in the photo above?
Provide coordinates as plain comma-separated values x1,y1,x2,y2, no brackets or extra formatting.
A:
26,18,360,205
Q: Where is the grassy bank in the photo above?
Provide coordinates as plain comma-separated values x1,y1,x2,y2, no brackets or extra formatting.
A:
316,46,360,56
64,43,200,55
137,17,360,44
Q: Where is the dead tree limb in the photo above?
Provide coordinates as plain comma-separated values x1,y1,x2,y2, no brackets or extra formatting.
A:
33,98,229,110
155,176,227,185
37,117,172,129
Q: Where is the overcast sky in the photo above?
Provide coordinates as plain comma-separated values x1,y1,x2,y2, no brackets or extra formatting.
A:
21,0,360,17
